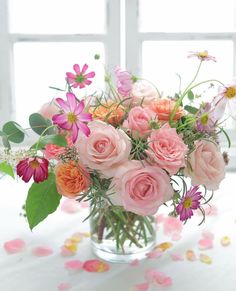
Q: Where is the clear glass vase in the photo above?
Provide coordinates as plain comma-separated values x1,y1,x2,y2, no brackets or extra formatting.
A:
90,205,156,263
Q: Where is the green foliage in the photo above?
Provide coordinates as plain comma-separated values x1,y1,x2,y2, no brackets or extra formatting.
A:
29,113,54,135
187,90,194,101
1,121,25,144
25,173,61,230
0,161,14,178
31,134,67,150
184,105,198,114
0,130,11,149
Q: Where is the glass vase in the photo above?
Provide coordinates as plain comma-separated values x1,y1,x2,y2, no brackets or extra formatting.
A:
90,205,156,263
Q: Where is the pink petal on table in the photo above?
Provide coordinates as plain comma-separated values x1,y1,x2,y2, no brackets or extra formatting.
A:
145,269,172,287
65,260,84,271
4,239,26,254
163,216,183,237
146,250,163,259
170,253,184,261
60,246,76,257
130,259,140,267
186,250,197,261
202,230,214,240
131,282,149,291
198,238,213,250
57,282,71,290
83,260,110,272
60,199,80,213
32,246,53,257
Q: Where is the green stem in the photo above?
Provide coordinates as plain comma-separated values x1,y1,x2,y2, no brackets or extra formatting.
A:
35,125,56,151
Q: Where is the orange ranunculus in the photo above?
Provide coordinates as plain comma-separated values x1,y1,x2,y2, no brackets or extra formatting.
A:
55,161,90,198
90,101,126,126
150,98,184,122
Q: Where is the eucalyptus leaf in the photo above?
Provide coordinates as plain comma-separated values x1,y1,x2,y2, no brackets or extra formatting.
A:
29,113,54,135
2,121,25,143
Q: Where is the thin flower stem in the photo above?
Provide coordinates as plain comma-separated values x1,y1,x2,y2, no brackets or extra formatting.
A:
35,125,56,151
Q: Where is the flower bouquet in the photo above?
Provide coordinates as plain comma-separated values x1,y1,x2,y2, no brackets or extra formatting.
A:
0,51,233,262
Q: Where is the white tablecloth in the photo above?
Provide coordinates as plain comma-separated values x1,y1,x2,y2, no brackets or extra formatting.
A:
0,173,236,291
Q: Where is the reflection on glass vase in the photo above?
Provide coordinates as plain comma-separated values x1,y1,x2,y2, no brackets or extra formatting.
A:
90,204,156,263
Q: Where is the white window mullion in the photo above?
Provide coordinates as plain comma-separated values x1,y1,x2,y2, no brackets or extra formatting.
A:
0,0,13,126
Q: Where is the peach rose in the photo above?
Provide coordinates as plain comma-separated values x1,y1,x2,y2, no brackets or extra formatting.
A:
110,160,174,215
44,136,73,160
146,123,188,175
123,106,157,138
55,161,90,198
90,101,126,127
150,98,184,122
77,120,131,178
185,140,225,190
39,100,59,119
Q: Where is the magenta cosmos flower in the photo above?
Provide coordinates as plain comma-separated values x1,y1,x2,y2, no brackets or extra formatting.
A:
188,50,216,62
176,186,202,221
66,64,95,89
52,93,92,143
16,157,49,183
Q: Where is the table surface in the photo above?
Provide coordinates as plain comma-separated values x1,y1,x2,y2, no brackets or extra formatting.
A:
0,173,236,291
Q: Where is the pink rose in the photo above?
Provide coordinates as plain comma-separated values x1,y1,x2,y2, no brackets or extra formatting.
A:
130,80,160,107
44,136,73,160
110,160,173,215
39,100,59,119
77,120,131,178
185,140,225,190
114,67,133,96
146,123,188,175
123,106,157,138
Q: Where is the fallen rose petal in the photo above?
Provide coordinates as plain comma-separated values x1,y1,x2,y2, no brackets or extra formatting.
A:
64,240,78,252
146,250,163,259
130,259,140,266
202,230,214,240
186,250,197,261
58,282,71,290
198,238,213,250
221,236,231,246
200,254,212,264
60,246,76,257
83,260,110,272
145,269,172,287
65,260,84,271
170,253,184,261
4,239,26,254
131,282,149,291
155,242,173,252
70,233,83,243
32,246,53,257
60,199,80,214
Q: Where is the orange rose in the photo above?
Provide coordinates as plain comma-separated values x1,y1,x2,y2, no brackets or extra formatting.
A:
55,161,90,198
150,99,184,122
90,101,126,126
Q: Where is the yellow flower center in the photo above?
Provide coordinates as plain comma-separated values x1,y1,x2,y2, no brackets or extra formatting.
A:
225,87,236,99
183,197,192,209
30,160,40,169
200,113,209,125
197,51,208,58
67,112,77,123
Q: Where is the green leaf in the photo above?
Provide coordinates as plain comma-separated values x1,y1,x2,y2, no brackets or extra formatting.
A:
0,130,11,149
2,121,25,143
184,105,198,114
29,113,54,135
25,173,61,230
31,134,67,150
0,162,15,178
187,90,194,101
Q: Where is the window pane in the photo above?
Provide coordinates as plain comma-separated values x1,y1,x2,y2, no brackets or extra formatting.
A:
13,42,105,126
142,40,233,97
139,0,236,32
9,0,106,34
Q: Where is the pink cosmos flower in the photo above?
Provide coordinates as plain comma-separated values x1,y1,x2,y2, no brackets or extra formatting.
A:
188,50,216,62
52,93,92,143
213,82,236,119
114,66,133,96
176,186,202,221
196,102,217,133
16,157,49,183
66,64,95,89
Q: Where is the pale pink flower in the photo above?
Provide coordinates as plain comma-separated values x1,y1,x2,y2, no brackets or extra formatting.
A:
123,106,157,138
110,160,174,216
66,64,95,89
52,93,92,143
146,123,188,175
114,66,133,96
213,82,236,119
77,120,131,178
39,99,59,119
188,50,216,62
185,140,225,190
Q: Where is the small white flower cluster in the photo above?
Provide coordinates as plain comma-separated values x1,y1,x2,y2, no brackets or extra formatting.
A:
0,148,32,167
